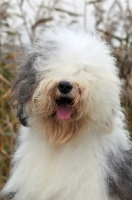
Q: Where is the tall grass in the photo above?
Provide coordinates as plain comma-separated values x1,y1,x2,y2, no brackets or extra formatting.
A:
0,53,19,189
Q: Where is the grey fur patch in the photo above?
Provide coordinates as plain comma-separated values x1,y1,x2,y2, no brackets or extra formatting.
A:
13,54,38,103
16,104,28,127
12,53,38,126
0,191,16,200
12,39,58,127
107,149,132,200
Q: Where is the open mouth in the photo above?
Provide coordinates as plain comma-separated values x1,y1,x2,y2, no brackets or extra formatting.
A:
56,97,73,120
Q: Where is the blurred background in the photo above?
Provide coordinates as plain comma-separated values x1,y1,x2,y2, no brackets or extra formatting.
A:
0,0,132,190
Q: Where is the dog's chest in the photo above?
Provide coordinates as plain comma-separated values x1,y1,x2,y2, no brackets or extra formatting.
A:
17,138,108,200
4,131,109,200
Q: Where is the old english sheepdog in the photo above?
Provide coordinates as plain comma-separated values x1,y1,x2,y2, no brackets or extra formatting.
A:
1,28,132,200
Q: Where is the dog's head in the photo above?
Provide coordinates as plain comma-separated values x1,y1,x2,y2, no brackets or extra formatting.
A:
12,29,121,143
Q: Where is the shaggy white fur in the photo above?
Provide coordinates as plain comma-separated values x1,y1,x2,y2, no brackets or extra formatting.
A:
1,28,132,200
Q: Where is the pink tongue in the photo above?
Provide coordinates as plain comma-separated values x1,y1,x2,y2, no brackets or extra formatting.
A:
57,105,73,120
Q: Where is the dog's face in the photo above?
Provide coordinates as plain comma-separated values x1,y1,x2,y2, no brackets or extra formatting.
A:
13,29,121,143
30,65,96,143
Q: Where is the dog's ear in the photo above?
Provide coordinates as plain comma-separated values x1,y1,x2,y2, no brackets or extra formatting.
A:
12,54,38,127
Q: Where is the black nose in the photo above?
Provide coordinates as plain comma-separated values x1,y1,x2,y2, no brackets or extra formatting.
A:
58,81,73,94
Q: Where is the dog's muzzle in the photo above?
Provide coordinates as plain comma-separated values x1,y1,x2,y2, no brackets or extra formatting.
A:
56,81,73,120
